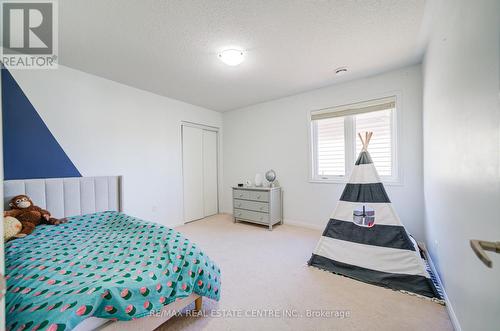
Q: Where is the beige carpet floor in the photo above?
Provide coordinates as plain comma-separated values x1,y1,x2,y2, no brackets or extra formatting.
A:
157,214,452,331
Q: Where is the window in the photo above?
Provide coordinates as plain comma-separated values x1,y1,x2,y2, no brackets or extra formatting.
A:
354,109,393,177
314,116,345,177
310,96,398,183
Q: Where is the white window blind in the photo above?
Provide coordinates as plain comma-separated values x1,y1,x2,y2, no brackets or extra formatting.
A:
355,109,392,176
315,117,345,177
310,96,398,182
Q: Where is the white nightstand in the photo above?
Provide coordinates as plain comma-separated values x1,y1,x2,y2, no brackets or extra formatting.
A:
232,186,283,230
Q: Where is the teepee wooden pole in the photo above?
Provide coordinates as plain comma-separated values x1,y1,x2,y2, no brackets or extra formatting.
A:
366,131,373,147
358,131,374,151
357,132,365,150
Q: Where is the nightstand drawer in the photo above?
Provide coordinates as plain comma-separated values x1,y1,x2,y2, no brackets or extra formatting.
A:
234,208,269,223
248,190,269,202
233,189,250,200
234,199,269,213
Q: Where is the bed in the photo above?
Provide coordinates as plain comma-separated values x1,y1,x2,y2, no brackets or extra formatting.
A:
4,176,221,331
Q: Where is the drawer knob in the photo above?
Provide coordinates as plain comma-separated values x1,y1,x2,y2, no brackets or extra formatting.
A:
238,213,242,216
237,203,241,207
257,195,261,199
239,194,243,197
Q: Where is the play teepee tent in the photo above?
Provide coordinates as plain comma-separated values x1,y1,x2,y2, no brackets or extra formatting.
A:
308,132,441,299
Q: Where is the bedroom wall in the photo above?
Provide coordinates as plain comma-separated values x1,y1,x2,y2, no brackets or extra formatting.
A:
222,65,426,240
2,69,82,180
6,65,223,228
0,64,5,331
422,0,500,329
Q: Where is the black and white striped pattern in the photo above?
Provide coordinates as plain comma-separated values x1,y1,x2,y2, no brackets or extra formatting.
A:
309,150,442,299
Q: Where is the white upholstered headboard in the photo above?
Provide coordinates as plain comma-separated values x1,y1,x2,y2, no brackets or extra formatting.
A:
3,176,122,219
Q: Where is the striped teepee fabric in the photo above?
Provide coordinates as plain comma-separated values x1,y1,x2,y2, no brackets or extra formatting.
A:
308,132,441,299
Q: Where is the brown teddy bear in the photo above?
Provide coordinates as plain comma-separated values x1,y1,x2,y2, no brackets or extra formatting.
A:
4,195,67,235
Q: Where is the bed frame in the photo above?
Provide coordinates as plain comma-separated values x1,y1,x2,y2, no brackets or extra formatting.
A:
3,176,202,331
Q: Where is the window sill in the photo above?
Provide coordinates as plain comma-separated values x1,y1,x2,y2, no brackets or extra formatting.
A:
309,178,347,184
308,178,403,186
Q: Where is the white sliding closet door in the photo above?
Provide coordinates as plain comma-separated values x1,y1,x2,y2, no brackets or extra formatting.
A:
182,124,218,222
203,130,218,216
182,126,204,222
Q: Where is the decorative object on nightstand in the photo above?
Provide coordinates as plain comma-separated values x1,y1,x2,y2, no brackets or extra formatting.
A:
232,186,283,231
265,169,277,187
254,173,263,187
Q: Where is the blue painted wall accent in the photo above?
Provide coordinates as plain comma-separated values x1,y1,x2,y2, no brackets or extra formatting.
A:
2,68,82,180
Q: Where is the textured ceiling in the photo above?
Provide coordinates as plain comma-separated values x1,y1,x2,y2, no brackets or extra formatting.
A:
59,0,427,111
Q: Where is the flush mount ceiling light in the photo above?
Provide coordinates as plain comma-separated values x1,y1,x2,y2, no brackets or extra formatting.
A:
335,67,348,76
218,49,245,66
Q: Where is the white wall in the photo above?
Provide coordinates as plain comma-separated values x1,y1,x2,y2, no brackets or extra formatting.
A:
223,65,426,240
0,61,5,331
422,0,500,330
9,66,223,228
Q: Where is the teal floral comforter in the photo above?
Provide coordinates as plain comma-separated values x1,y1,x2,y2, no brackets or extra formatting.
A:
5,211,221,331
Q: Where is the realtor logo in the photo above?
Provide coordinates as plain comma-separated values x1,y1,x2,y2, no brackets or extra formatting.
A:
1,0,58,69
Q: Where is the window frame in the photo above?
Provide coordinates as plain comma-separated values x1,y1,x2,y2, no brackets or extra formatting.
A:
308,95,401,185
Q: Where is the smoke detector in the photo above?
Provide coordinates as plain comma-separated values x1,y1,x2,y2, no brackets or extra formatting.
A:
335,67,348,76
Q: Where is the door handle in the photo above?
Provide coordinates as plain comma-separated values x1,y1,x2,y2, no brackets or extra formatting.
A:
470,240,500,268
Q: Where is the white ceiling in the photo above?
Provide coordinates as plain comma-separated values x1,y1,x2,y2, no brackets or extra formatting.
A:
59,0,427,112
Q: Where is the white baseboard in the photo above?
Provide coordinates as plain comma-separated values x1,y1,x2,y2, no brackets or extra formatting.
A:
423,245,462,331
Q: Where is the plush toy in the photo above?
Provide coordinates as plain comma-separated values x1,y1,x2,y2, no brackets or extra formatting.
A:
4,216,24,241
4,195,67,236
